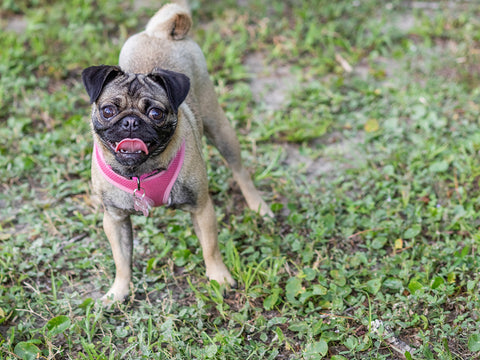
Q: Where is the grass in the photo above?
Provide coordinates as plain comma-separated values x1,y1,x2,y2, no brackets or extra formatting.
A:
1,0,480,358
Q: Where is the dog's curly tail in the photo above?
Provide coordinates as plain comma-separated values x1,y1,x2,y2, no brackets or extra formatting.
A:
145,3,192,40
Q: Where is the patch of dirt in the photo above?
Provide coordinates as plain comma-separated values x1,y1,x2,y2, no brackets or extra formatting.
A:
4,15,28,34
282,132,366,183
244,52,298,111
392,11,416,32
354,56,403,86
245,52,366,187
132,0,160,11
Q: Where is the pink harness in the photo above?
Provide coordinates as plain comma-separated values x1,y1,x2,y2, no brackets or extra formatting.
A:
93,140,185,215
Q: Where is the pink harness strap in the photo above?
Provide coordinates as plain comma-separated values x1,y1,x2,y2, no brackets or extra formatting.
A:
93,140,185,207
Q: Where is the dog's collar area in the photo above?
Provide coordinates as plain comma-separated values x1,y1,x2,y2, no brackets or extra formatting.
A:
93,140,185,212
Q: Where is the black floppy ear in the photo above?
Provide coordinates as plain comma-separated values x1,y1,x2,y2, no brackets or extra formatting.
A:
148,68,190,113
82,65,123,104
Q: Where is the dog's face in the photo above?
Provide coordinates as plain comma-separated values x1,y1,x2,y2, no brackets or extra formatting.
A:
82,65,190,175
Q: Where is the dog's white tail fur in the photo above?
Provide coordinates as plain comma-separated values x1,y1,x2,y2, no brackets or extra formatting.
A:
145,3,192,40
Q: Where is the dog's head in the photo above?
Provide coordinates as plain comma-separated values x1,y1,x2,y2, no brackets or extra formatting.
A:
82,65,190,175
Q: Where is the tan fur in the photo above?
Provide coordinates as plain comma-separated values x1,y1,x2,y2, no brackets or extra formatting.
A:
90,3,272,304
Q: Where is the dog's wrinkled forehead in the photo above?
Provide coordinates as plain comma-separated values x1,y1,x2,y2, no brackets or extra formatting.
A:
100,74,168,107
126,75,153,98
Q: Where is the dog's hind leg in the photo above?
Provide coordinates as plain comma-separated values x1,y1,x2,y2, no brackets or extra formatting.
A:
199,85,273,217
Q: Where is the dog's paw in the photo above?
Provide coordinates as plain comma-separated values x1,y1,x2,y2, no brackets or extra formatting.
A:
207,265,236,288
100,286,129,307
252,198,274,219
259,202,275,219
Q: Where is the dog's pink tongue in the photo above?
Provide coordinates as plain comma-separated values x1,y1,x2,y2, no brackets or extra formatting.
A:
115,138,149,154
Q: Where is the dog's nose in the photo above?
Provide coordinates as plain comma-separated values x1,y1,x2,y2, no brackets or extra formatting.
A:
121,116,140,131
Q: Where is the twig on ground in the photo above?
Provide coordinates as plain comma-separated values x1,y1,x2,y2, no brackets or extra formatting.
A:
57,233,88,252
371,319,415,359
335,53,353,73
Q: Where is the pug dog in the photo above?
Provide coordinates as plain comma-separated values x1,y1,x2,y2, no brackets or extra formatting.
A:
81,3,272,304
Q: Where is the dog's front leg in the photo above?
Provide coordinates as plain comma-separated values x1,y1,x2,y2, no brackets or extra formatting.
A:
191,196,236,287
101,207,133,304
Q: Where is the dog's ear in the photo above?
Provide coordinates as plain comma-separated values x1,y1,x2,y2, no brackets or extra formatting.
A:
148,68,190,113
82,65,123,104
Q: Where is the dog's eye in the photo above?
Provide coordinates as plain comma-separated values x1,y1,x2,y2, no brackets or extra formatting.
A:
101,105,116,120
148,108,165,122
